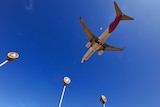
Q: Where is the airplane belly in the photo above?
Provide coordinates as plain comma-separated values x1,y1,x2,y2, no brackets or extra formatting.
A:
92,43,101,50
81,47,95,63
98,28,111,44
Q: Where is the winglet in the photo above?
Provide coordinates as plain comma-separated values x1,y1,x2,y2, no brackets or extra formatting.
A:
114,1,134,20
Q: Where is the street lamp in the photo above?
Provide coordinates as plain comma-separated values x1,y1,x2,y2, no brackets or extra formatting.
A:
58,76,71,107
100,95,107,107
0,52,19,67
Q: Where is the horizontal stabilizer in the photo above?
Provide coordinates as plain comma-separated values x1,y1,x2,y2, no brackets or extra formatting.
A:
121,14,134,20
114,1,134,20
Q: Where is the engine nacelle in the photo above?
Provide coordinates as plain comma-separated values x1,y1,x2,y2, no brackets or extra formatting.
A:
86,42,91,48
98,50,104,56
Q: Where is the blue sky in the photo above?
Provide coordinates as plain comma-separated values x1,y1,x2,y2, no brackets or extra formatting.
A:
0,0,160,107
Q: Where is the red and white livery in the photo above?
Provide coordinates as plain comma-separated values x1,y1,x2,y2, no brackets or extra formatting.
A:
80,1,134,63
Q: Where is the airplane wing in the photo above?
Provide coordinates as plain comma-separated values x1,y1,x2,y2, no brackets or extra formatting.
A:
80,17,98,42
101,43,124,51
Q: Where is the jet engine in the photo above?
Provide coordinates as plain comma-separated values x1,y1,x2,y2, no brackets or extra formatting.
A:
98,50,104,56
86,42,91,48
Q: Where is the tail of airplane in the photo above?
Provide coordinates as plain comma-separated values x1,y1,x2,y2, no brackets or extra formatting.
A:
114,1,134,20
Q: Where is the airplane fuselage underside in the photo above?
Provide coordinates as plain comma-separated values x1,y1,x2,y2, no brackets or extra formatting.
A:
98,28,111,44
81,16,122,63
80,0,134,63
81,28,112,63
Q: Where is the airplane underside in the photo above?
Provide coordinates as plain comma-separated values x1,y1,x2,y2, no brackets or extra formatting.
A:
80,1,134,63
81,43,102,63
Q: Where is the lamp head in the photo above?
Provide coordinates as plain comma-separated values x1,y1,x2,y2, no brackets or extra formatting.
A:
63,77,71,86
100,95,107,103
7,52,19,61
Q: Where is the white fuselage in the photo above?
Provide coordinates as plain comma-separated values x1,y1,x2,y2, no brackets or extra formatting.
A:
81,28,111,63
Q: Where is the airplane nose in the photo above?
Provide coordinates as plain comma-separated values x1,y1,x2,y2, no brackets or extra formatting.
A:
81,60,86,63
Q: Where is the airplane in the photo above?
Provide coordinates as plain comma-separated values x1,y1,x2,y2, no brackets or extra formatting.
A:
80,1,134,63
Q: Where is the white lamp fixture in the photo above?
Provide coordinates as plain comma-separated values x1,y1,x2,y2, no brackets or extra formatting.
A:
63,77,71,85
0,52,19,67
100,95,107,107
100,95,107,103
58,76,71,107
7,52,19,61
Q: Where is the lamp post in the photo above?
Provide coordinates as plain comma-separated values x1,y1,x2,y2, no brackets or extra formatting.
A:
0,52,19,67
58,77,71,107
100,95,107,107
